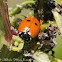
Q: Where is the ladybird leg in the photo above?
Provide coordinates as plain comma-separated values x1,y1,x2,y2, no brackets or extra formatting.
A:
19,32,22,37
28,32,31,40
19,32,22,36
51,50,55,57
19,32,21,34
30,37,32,40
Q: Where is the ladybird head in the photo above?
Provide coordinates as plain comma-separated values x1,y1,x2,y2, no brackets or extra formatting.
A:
19,32,31,41
19,27,31,41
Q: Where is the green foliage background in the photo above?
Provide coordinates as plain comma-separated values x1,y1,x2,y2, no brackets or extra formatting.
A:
54,35,62,60
0,0,62,61
7,0,62,60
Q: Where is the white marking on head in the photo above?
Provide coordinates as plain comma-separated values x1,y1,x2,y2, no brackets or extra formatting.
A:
23,27,30,33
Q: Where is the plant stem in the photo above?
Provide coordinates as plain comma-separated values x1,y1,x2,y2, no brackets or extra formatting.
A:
0,0,18,43
9,1,35,16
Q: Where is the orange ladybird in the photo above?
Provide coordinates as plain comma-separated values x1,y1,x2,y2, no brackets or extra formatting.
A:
18,17,40,40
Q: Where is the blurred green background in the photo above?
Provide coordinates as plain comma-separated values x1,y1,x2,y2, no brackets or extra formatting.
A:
5,0,62,60
8,0,33,17
54,35,62,60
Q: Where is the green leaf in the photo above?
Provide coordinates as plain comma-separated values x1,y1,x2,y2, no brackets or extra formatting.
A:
53,11,62,34
54,0,62,4
0,45,22,59
32,51,57,62
40,21,56,32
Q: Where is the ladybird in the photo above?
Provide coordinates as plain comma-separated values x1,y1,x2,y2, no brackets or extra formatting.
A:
18,17,40,41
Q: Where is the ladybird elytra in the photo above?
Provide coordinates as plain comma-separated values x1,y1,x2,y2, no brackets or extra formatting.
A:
18,17,40,40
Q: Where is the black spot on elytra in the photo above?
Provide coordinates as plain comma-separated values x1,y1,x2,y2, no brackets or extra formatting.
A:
27,20,30,21
35,23,38,26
